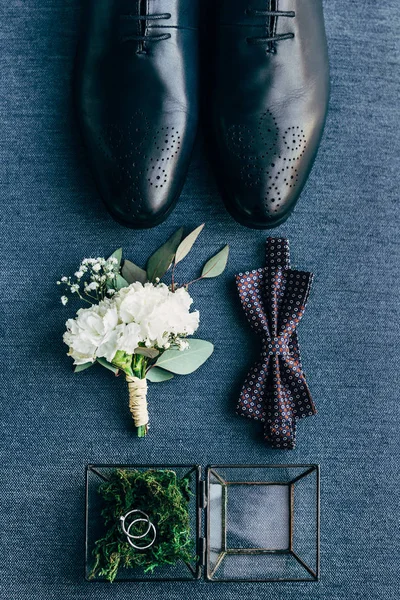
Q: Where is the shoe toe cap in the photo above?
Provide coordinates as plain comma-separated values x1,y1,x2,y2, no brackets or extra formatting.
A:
82,112,195,228
221,154,309,229
104,182,175,229
215,110,325,228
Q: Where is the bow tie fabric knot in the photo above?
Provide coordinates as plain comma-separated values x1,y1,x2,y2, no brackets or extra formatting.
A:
265,337,290,357
235,238,316,449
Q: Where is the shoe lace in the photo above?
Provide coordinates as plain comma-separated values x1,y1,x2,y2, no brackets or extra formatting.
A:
245,8,295,47
120,13,172,44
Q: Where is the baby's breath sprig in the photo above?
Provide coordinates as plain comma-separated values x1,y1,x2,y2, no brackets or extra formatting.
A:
57,254,121,306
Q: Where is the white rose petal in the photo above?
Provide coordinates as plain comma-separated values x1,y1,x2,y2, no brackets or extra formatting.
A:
117,323,142,354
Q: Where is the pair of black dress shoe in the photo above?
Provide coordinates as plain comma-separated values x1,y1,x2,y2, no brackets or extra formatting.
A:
74,0,329,229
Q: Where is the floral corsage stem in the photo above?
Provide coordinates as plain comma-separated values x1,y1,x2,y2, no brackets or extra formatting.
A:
114,352,148,437
127,354,148,437
59,225,229,437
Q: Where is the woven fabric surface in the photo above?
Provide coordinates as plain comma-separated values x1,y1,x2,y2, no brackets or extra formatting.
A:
0,1,399,598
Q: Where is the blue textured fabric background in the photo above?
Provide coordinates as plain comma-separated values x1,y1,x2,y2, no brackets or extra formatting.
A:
0,1,399,598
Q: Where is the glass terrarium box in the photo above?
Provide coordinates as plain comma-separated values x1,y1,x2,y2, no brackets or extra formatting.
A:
85,464,319,583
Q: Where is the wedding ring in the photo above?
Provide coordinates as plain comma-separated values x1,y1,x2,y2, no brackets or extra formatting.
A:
119,509,152,539
126,518,157,550
119,509,157,551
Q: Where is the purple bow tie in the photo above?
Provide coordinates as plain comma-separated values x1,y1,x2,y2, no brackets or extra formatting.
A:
235,238,316,449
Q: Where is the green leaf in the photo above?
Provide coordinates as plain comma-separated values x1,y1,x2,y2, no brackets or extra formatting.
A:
97,358,119,374
74,362,94,373
201,245,229,278
146,227,184,283
114,274,130,290
146,367,174,383
107,248,123,267
121,259,147,285
175,224,205,265
135,347,160,359
154,339,214,375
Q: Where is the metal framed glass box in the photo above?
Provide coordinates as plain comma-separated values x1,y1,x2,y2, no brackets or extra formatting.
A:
85,464,319,583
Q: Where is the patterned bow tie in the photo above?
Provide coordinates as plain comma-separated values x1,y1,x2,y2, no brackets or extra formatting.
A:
235,238,316,449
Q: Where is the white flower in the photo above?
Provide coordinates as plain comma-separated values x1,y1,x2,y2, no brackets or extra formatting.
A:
63,300,120,364
85,281,99,291
61,276,68,283
63,281,200,365
92,263,101,273
71,284,80,294
61,296,68,305
74,271,84,279
116,282,199,348
117,282,169,325
96,326,124,363
117,322,142,354
176,339,189,351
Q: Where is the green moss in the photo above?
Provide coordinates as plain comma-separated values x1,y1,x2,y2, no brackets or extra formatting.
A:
89,468,196,582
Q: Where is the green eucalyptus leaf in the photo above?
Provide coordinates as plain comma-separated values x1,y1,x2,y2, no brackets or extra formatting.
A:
74,362,94,373
135,347,160,359
154,339,214,375
121,259,147,285
175,224,205,265
114,274,130,290
146,367,174,383
201,245,229,279
146,227,184,283
97,358,119,374
108,248,123,266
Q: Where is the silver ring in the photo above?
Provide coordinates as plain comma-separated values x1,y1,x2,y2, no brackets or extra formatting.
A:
119,509,157,551
119,509,152,539
126,518,157,550
127,518,152,541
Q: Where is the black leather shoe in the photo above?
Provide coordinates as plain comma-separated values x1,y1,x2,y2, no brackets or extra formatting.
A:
74,1,199,228
209,0,330,229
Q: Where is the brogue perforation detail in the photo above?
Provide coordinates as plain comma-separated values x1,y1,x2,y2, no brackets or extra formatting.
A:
226,110,308,216
94,111,182,207
147,127,182,189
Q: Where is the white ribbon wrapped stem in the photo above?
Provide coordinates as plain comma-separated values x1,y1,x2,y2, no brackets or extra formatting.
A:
126,376,149,428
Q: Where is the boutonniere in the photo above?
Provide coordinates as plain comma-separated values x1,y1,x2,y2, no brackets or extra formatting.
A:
58,225,229,436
